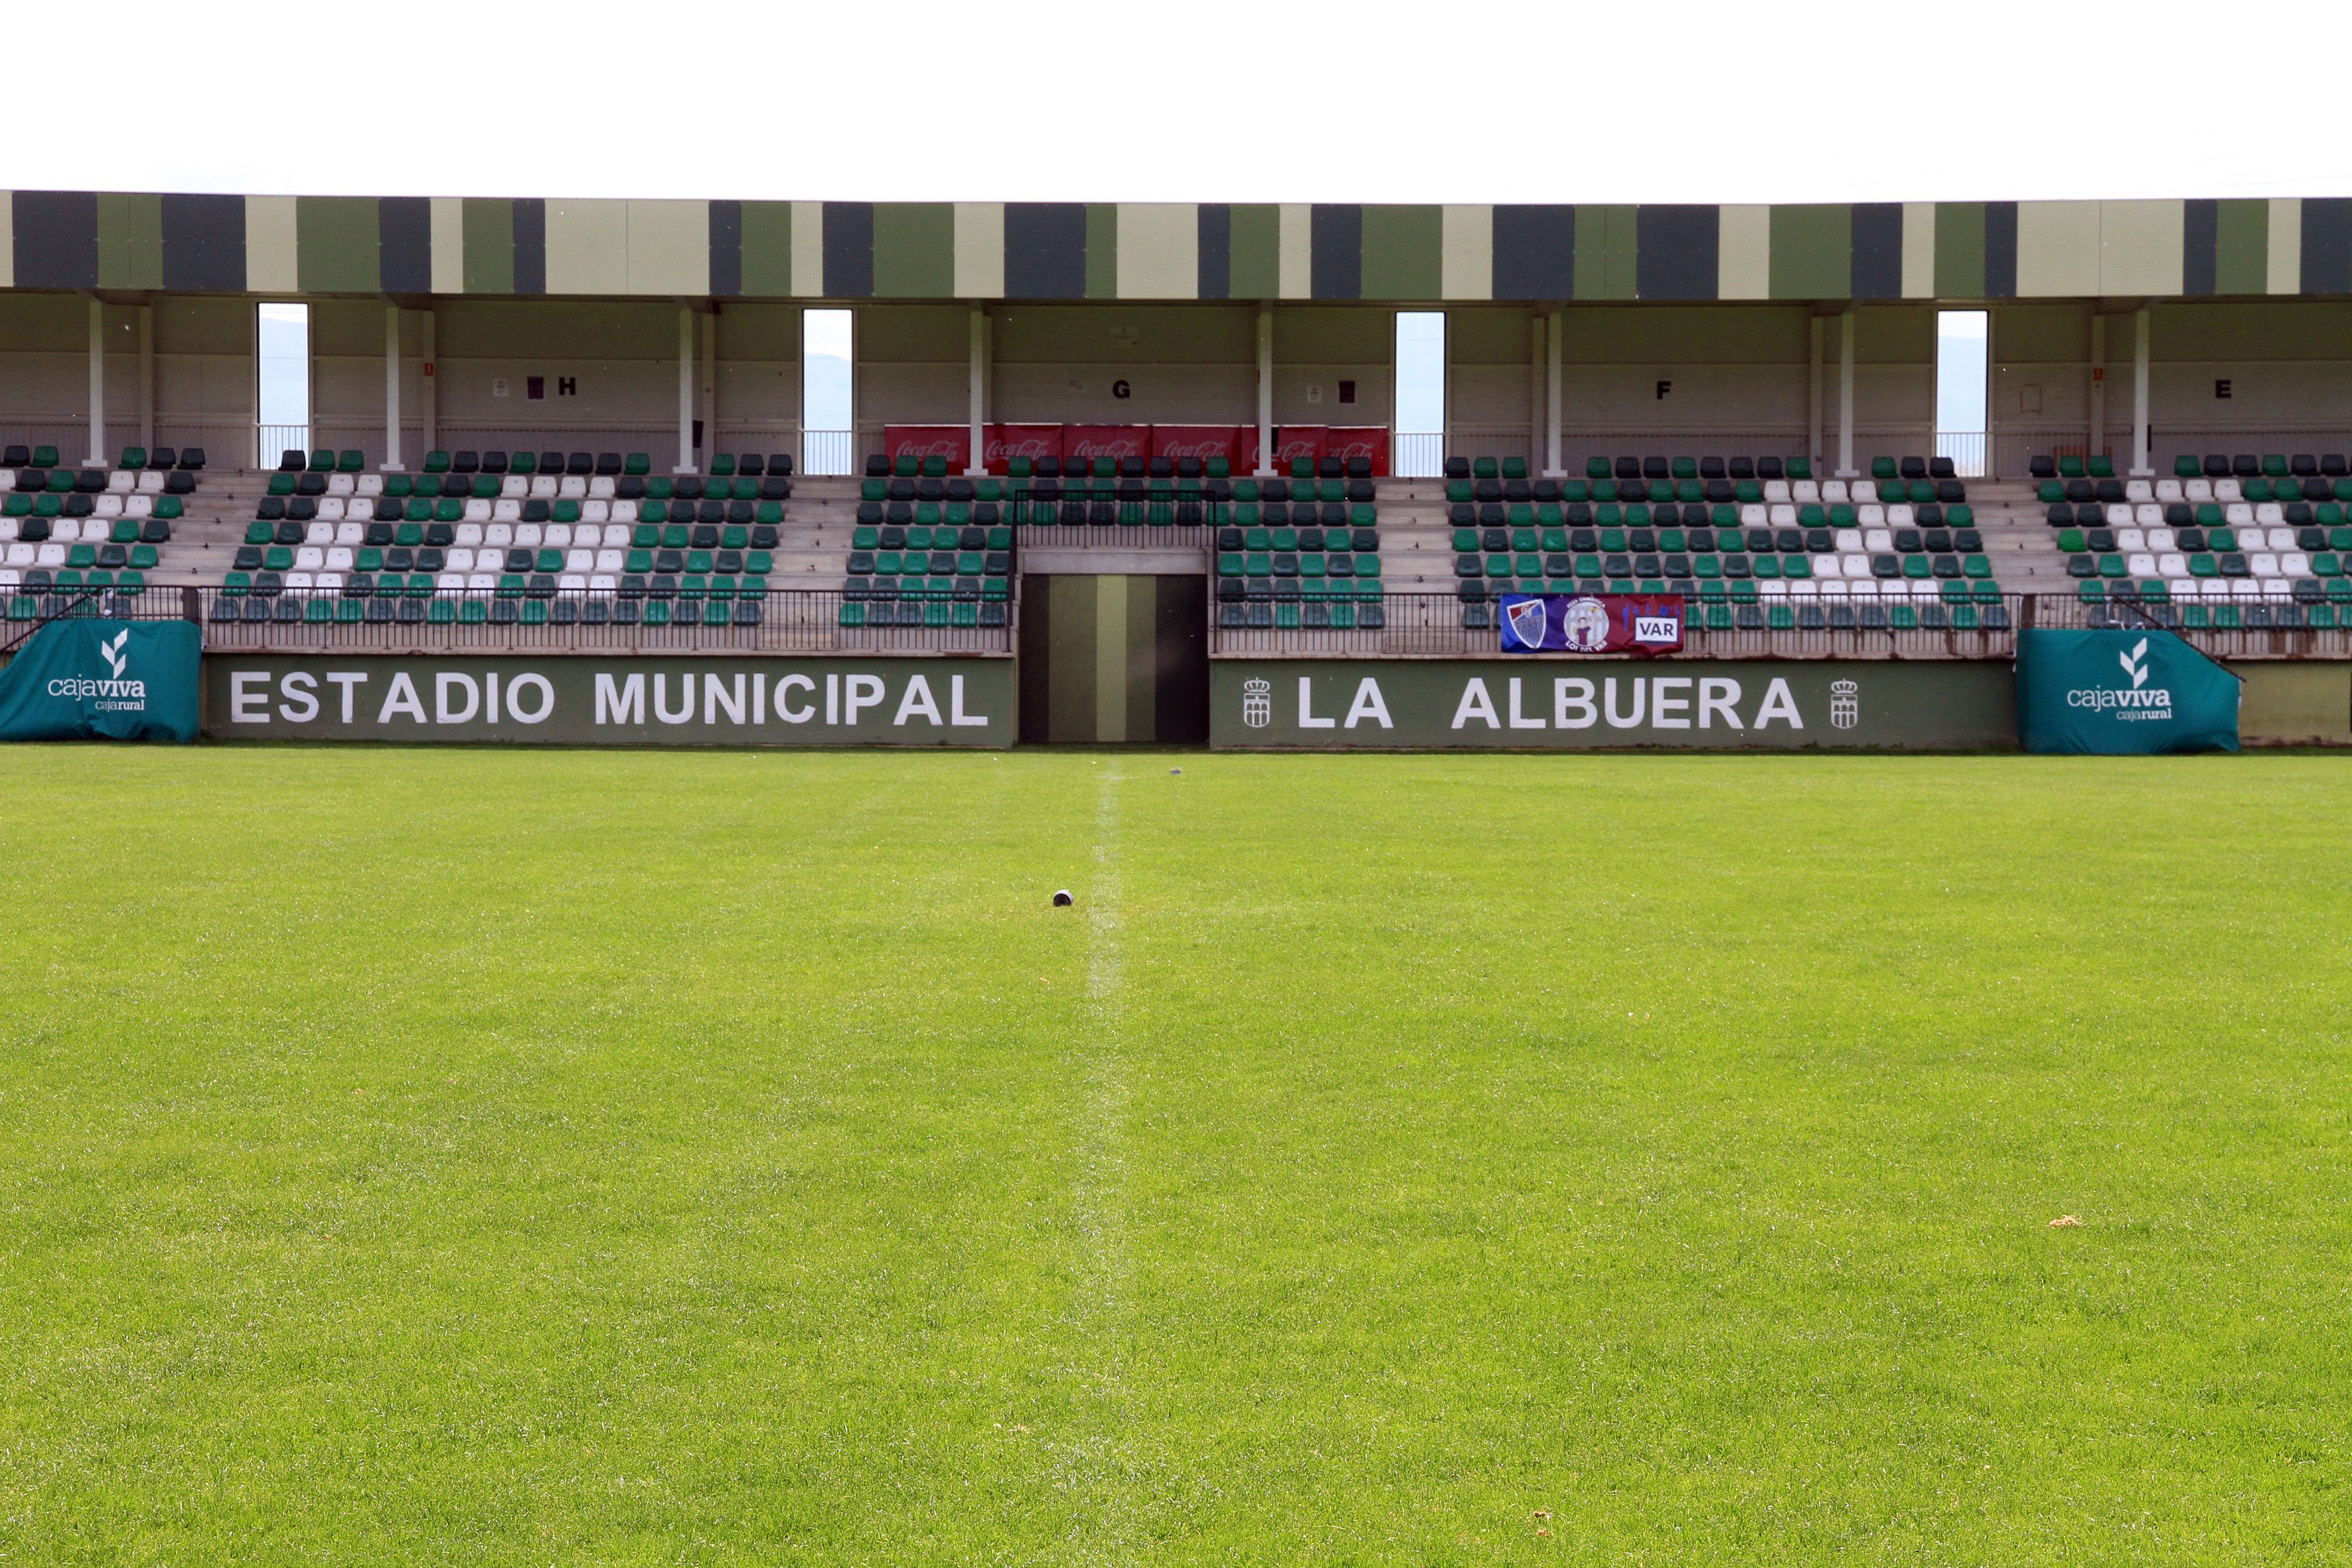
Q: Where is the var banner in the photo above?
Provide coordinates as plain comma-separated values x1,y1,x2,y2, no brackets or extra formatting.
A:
0,619,199,742
1214,659,2015,749
205,656,1015,746
2015,629,2240,753
1500,593,1683,654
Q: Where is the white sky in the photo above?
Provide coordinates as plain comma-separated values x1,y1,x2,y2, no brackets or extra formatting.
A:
21,0,2350,203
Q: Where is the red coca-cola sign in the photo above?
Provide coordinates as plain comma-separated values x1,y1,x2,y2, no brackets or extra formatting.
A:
882,425,972,469
1062,424,1150,463
1323,426,1390,476
983,424,1063,473
1271,425,1326,469
1149,425,1245,465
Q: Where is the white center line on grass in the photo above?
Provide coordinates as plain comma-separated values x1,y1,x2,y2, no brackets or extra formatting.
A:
1056,762,1137,1567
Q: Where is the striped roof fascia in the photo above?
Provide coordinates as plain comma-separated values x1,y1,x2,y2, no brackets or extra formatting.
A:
1,193,2347,302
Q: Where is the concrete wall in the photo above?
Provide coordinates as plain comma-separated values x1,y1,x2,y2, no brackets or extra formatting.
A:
0,293,250,461
1452,303,1933,467
1994,301,2352,475
2232,661,2352,745
854,302,1394,461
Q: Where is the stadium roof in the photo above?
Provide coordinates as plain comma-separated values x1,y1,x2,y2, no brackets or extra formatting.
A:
4,193,2347,303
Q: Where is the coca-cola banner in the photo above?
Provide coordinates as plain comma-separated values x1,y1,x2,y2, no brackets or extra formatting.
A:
1270,426,1326,469
1062,424,1151,463
1498,593,1685,655
1324,426,1391,477
1149,425,1245,465
1235,425,1261,473
984,424,1063,473
882,425,971,470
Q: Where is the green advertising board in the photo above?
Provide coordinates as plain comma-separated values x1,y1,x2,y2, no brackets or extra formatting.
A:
0,619,200,743
1210,660,2015,749
2015,630,2240,753
204,655,1016,746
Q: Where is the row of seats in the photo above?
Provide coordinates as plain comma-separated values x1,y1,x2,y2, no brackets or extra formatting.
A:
255,496,787,527
1,543,163,571
2,468,197,496
2053,522,2343,554
2040,476,2352,505
223,569,774,601
1450,501,1972,531
235,544,777,577
2066,551,2335,583
243,520,778,552
289,449,798,479
1455,523,1981,556
0,568,150,597
2170,453,2352,480
2,445,206,471
1454,549,1996,584
3,495,184,524
213,595,781,629
264,471,791,503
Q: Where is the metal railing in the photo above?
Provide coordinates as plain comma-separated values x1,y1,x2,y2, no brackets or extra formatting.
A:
9,585,2349,666
256,425,309,468
0,586,1011,655
1210,591,2034,659
1934,431,1988,478
803,431,856,476
1393,432,1445,479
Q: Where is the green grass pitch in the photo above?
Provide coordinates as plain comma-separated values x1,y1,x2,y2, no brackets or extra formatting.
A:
3,746,2347,1563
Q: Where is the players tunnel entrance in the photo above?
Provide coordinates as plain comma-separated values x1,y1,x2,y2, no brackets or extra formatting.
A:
1017,574,1208,744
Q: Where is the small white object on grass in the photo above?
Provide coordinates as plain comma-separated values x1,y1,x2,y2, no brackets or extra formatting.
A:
1052,890,1073,907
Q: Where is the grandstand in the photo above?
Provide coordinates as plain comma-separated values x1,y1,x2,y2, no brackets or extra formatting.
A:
2,191,2350,742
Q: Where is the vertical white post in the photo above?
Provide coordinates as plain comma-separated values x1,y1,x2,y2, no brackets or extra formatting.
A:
700,310,718,467
2087,311,2106,469
1255,303,1275,477
137,303,154,451
1544,306,1564,477
967,305,987,475
383,302,404,470
420,310,437,453
1528,313,1543,471
87,297,106,467
676,305,695,473
1836,309,1857,479
2131,305,2152,477
1806,315,1824,475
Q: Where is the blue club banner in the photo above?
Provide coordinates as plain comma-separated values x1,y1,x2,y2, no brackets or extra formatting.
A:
2015,629,2239,753
1499,593,1684,654
0,619,201,742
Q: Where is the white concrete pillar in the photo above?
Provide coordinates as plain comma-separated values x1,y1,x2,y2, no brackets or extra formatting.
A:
1806,315,1824,475
2131,305,2152,477
967,305,987,475
2087,311,2106,469
1255,303,1275,477
86,297,106,467
1835,309,1857,479
137,303,154,451
420,310,437,453
383,303,404,470
700,309,718,467
676,306,696,473
1543,307,1564,478
1528,313,1544,471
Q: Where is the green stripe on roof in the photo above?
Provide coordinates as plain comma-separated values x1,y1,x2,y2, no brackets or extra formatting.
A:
297,196,380,293
1768,204,1849,299
872,202,953,298
1573,204,1634,300
1085,204,1118,300
1932,202,1985,298
1359,204,1441,299
1227,204,1280,299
